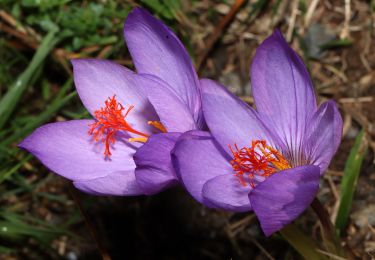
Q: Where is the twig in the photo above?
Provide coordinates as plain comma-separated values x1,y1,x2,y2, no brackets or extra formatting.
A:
0,10,27,33
287,0,299,42
316,249,347,260
342,104,373,135
0,22,38,49
0,10,40,41
0,12,73,75
342,114,351,137
340,0,351,39
324,64,348,82
304,0,320,28
229,215,254,236
250,238,275,260
339,96,374,103
323,174,340,223
196,0,246,72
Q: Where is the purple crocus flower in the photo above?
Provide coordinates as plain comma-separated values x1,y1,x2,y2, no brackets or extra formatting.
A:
19,8,204,196
172,30,343,236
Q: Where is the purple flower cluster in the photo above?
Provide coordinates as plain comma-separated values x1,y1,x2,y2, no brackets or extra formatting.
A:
20,8,342,235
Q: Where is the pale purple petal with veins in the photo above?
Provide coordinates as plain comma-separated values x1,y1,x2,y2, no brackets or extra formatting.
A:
251,30,317,160
140,74,197,132
124,8,202,122
202,174,252,212
19,120,140,183
304,100,343,174
134,132,181,195
172,130,230,206
72,59,158,134
200,79,280,155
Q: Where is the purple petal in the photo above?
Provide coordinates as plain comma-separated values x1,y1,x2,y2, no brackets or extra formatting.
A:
72,59,158,134
19,120,138,181
202,174,252,212
201,79,279,154
73,171,143,196
124,8,201,119
134,132,181,195
304,100,343,174
251,30,317,152
172,130,231,205
140,74,197,132
249,165,320,236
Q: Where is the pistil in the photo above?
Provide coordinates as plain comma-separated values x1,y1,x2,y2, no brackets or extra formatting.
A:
229,140,290,188
89,95,165,158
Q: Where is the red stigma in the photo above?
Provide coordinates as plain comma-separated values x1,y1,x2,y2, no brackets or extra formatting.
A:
229,140,290,188
89,95,149,157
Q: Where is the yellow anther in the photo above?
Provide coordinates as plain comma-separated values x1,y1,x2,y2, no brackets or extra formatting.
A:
128,137,148,143
148,121,167,133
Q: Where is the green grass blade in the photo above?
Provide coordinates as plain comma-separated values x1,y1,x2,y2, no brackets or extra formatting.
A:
0,82,76,147
0,211,70,244
280,224,329,260
335,129,368,232
319,39,352,50
0,154,32,183
0,28,59,129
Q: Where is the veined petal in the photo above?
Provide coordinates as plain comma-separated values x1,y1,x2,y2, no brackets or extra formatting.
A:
72,59,158,134
18,120,138,181
201,79,279,154
251,30,317,153
124,8,201,120
172,130,231,206
249,165,320,236
140,74,197,132
134,132,181,195
73,171,143,196
202,174,251,212
305,100,343,174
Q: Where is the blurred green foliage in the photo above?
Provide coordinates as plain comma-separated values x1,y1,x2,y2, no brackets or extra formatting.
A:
1,0,130,51
141,0,180,20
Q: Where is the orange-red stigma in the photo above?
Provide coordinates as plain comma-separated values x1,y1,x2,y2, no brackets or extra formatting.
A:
88,95,165,158
229,140,290,188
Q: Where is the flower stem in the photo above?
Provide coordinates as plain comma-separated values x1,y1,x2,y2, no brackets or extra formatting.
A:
311,198,346,257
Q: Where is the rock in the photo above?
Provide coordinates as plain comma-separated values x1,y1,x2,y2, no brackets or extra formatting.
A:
352,204,375,228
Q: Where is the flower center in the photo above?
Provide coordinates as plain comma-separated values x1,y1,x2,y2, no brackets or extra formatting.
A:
229,140,290,188
88,95,166,158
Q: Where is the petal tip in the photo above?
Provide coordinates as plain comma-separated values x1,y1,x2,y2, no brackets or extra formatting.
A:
18,136,30,151
17,125,45,153
70,58,89,68
271,28,286,41
249,165,320,236
125,7,153,31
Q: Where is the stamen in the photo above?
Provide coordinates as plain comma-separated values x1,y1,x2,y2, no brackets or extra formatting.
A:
128,137,148,143
148,121,167,133
229,140,290,188
89,95,149,157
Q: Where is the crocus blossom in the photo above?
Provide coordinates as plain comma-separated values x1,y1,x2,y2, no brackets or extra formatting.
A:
19,8,204,196
172,30,343,236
